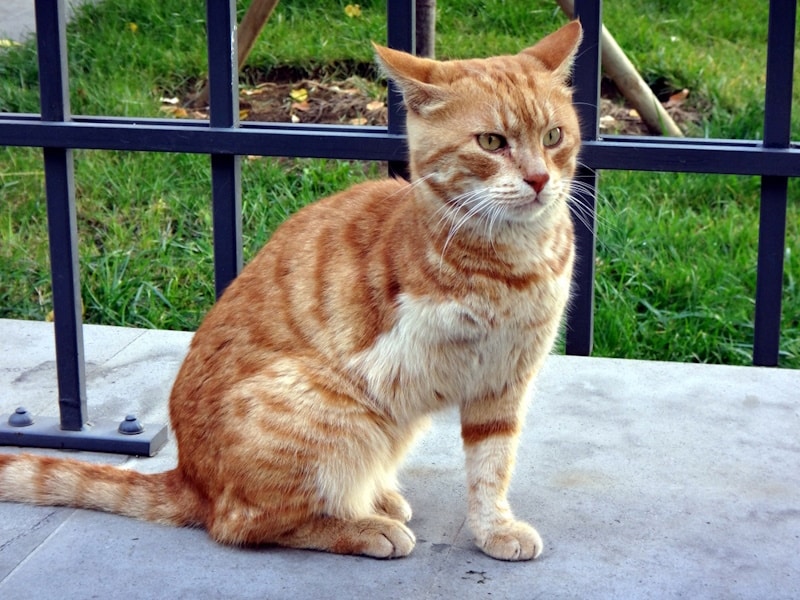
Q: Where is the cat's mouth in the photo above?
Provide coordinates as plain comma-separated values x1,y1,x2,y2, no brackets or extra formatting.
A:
501,190,566,223
508,194,548,216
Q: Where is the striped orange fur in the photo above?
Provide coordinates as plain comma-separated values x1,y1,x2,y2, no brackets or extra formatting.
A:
0,21,583,561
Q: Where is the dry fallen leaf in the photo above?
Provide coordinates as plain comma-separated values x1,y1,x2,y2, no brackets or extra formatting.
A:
349,117,368,125
599,115,617,130
292,100,311,112
366,100,384,111
291,114,301,123
159,105,189,117
628,109,640,119
290,88,309,103
666,88,690,107
239,109,250,120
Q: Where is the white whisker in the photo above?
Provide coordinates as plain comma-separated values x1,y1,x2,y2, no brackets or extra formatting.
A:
562,177,617,249
435,188,498,268
384,172,436,202
573,159,600,177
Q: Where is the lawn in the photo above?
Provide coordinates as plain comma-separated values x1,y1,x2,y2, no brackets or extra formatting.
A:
1,0,798,366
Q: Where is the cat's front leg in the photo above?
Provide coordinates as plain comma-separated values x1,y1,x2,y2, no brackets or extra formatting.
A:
375,488,413,523
460,393,543,561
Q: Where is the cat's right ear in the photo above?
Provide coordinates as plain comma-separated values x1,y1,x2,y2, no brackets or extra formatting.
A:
520,20,583,82
372,43,449,116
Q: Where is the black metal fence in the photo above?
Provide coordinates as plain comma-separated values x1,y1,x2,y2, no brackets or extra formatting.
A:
0,0,798,454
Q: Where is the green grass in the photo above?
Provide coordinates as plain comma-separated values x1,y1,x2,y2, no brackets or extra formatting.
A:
1,149,382,329
594,172,800,365
1,0,798,366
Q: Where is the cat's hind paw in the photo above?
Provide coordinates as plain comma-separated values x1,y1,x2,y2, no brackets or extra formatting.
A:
475,520,543,561
280,514,415,559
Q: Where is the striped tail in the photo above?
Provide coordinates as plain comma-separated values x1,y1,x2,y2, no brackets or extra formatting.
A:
0,453,202,527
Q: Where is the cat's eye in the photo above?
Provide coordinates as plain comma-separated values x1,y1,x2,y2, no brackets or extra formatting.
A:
543,127,562,148
477,133,507,152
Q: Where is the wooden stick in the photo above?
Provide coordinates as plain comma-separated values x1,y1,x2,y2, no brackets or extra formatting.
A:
191,0,281,107
236,0,281,70
556,0,683,137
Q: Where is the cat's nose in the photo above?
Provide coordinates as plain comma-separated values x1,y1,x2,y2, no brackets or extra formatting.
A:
524,172,549,194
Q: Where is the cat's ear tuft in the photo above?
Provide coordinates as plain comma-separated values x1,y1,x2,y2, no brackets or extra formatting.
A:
519,21,583,81
372,43,449,116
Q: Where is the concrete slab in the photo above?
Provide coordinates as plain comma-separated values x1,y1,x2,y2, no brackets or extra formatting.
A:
1,319,152,416
0,503,71,583
1,319,799,599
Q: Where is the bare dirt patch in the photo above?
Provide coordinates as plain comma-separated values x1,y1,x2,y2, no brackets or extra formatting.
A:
170,74,703,136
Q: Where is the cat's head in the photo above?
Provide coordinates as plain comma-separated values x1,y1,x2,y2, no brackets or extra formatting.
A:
374,21,582,227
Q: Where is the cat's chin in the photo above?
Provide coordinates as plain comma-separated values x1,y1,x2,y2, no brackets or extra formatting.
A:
503,195,555,223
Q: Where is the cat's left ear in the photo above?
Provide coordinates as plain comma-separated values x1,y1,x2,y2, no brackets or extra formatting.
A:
520,20,583,82
372,43,449,116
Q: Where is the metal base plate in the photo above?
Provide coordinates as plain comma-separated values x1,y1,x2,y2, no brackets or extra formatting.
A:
0,415,169,456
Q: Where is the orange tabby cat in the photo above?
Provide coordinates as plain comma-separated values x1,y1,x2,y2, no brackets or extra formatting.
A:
0,21,582,561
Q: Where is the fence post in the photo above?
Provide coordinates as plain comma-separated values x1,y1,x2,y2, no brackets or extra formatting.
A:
565,0,602,356
386,0,415,179
207,0,243,298
1,1,166,453
753,0,796,366
36,0,87,430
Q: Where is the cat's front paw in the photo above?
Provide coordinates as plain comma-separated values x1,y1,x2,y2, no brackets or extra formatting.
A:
475,520,543,561
375,489,413,523
355,517,416,559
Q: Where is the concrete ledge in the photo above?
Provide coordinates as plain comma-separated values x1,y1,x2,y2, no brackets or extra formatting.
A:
1,319,799,599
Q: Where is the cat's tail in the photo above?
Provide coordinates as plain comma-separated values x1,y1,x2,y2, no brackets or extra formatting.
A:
0,453,204,527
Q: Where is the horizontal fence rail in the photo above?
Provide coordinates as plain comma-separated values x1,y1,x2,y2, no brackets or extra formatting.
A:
0,116,798,175
0,0,797,454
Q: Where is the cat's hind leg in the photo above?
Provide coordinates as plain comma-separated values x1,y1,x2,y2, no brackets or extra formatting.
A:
204,495,415,558
206,500,414,558
278,514,415,558
202,368,419,557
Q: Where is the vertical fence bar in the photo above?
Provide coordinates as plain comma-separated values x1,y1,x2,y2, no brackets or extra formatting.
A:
386,0,415,179
565,0,602,356
206,0,243,298
753,0,796,366
35,0,87,430
754,176,788,365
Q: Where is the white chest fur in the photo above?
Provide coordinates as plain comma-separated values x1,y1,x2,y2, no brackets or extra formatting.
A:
348,285,566,423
